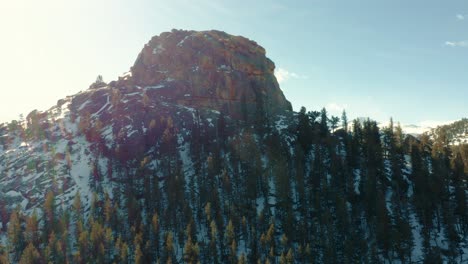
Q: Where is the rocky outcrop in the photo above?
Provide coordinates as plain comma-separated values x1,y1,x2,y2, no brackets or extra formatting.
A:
0,30,294,213
119,29,292,120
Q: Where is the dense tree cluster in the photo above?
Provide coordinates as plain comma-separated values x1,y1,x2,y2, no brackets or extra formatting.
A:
0,106,466,263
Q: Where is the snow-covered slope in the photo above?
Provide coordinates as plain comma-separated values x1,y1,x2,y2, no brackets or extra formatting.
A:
0,85,225,214
401,119,468,145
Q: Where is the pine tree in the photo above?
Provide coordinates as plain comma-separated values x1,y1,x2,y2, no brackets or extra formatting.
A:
104,194,114,227
135,244,143,264
376,191,392,257
151,213,160,257
217,111,227,149
0,201,8,232
320,107,329,136
238,253,247,264
104,227,113,262
43,191,56,239
19,243,42,264
120,242,129,264
164,232,175,263
45,232,57,263
279,252,287,264
90,221,105,262
330,116,340,133
411,143,432,227
225,219,235,247
393,216,413,263
452,152,467,233
280,234,288,253
230,239,237,263
0,244,8,264
286,248,294,264
297,106,312,152
24,210,39,247
341,110,348,132
78,229,90,263
183,236,199,264
209,220,219,263
8,209,24,262
305,243,313,263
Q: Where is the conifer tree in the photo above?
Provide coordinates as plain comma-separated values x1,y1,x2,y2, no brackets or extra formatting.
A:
225,219,235,247
151,213,161,257
297,106,312,152
120,242,129,264
330,116,340,133
164,232,175,263
183,236,200,264
279,252,287,264
453,152,466,226
0,244,8,264
8,209,24,262
135,244,143,264
209,219,219,263
24,210,39,247
320,107,329,136
19,243,42,264
286,248,294,264
238,253,247,264
43,191,56,239
341,110,348,132
230,239,238,263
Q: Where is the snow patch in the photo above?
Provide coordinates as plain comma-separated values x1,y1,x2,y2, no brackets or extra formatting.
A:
69,137,93,209
78,100,91,111
354,169,361,195
152,44,165,54
120,71,132,78
6,190,21,197
177,35,190,47
145,85,165,90
91,95,110,118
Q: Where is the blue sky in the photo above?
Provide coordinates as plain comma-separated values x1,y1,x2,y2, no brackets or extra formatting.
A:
0,0,467,126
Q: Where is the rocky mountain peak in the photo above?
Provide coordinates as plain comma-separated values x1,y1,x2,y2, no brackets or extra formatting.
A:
0,30,295,213
116,29,292,119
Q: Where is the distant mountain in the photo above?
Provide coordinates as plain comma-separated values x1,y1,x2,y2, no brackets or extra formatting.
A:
0,30,466,263
401,123,433,136
428,118,468,146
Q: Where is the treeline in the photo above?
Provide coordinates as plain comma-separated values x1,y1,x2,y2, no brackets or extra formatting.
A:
0,106,467,263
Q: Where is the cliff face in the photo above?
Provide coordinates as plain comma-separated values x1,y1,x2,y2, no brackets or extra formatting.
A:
121,29,292,119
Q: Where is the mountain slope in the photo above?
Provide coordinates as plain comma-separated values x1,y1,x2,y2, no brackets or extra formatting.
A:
429,118,468,146
0,30,466,263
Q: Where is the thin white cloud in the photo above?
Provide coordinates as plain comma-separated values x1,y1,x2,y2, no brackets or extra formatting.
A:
456,14,465,20
445,40,468,47
275,68,307,84
275,68,298,84
326,102,348,114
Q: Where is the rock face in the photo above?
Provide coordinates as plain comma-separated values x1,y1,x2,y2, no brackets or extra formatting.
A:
121,29,292,120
